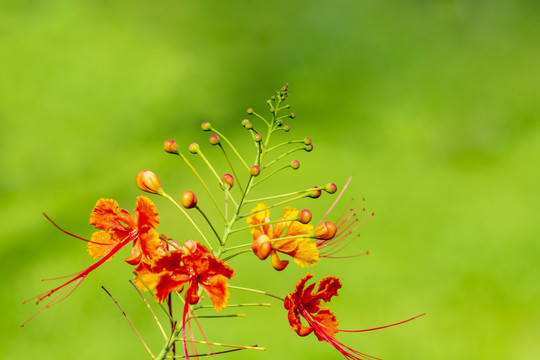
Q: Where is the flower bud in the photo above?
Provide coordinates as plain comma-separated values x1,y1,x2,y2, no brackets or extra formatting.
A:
209,134,220,145
270,107,275,113
201,122,211,131
221,173,234,190
254,133,262,142
241,119,249,127
289,113,296,119
291,160,300,170
183,239,198,255
304,144,313,152
298,209,312,224
181,190,197,209
284,125,290,132
303,137,312,145
314,221,337,240
250,165,260,177
325,183,337,194
163,139,179,154
252,235,272,260
188,142,200,154
276,119,284,127
247,108,254,115
136,170,163,195
245,122,253,130
308,187,321,199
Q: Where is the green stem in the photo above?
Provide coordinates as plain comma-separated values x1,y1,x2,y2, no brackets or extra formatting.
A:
210,127,250,171
176,151,226,222
229,285,284,301
162,192,213,251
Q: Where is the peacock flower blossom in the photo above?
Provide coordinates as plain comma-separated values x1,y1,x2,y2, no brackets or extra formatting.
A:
89,196,163,265
23,196,164,326
284,273,425,360
247,203,319,271
134,240,235,360
134,240,234,310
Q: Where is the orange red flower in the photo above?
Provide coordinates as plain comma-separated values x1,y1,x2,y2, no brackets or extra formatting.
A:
285,273,424,360
23,196,164,326
247,203,319,271
135,240,234,311
88,196,162,265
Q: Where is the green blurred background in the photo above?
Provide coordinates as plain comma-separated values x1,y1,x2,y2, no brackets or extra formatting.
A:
1,0,539,359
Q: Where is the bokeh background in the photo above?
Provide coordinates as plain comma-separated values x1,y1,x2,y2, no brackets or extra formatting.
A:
1,1,539,359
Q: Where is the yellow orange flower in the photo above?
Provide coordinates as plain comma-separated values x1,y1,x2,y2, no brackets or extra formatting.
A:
247,203,319,271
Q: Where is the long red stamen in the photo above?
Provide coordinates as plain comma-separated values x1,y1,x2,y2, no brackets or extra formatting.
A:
43,212,111,245
22,232,137,326
299,306,380,360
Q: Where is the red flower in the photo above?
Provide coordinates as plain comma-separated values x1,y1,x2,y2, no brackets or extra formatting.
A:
135,240,234,310
134,240,234,360
284,273,424,360
23,196,163,326
88,196,162,265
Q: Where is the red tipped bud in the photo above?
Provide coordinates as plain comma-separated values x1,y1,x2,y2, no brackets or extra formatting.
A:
247,108,254,115
221,173,234,190
183,239,198,255
188,142,200,154
181,190,197,209
136,170,163,195
291,160,300,170
252,235,272,260
245,122,253,130
305,144,313,152
163,139,179,154
201,122,211,131
308,187,321,198
314,221,337,240
284,125,290,132
298,209,312,224
276,119,284,126
241,119,249,127
325,183,337,194
250,165,260,177
209,134,220,145
289,113,296,119
304,137,312,145
254,133,262,142
270,107,275,113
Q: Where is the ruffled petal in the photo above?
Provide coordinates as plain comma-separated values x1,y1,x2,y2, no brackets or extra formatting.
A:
274,238,320,268
135,196,160,230
87,231,118,260
89,198,134,232
311,307,339,341
133,260,162,291
315,276,341,302
201,274,230,312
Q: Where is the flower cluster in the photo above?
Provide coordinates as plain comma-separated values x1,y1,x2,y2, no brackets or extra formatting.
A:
24,84,423,359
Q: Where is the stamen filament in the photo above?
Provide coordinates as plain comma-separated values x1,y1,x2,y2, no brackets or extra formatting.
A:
129,280,168,340
102,286,155,359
